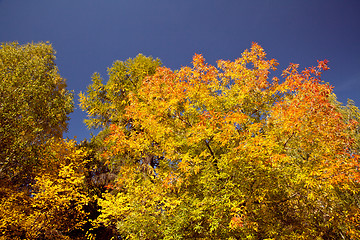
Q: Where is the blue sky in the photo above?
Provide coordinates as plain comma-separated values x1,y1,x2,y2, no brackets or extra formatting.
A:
1,0,360,141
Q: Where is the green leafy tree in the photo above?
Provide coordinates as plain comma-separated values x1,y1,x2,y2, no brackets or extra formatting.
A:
0,42,73,184
0,42,82,239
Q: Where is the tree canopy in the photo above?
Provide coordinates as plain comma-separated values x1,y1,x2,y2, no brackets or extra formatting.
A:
93,43,360,239
79,53,162,130
0,42,73,184
0,42,87,240
1,42,359,239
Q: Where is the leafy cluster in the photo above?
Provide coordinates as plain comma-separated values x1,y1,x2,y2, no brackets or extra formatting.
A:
1,42,359,239
0,42,73,184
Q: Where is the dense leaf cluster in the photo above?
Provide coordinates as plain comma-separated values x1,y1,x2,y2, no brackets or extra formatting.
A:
1,42,359,239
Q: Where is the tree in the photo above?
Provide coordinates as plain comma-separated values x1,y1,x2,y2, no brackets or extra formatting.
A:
0,42,82,239
0,42,73,185
95,43,360,239
79,54,162,239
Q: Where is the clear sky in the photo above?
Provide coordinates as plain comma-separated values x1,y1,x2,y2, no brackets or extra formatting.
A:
1,0,360,141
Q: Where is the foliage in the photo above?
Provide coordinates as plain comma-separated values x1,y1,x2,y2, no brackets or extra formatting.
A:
1,41,359,239
0,42,88,239
79,54,161,130
79,54,162,239
96,43,360,239
0,138,90,239
0,42,73,183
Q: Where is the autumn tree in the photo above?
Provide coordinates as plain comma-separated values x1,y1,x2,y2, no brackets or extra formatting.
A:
0,42,89,239
0,42,73,185
93,44,360,239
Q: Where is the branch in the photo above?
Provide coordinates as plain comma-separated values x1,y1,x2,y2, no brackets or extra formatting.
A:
204,137,219,174
283,131,296,148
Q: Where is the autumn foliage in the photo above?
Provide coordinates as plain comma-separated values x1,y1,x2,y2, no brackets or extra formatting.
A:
1,42,360,239
93,43,360,239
